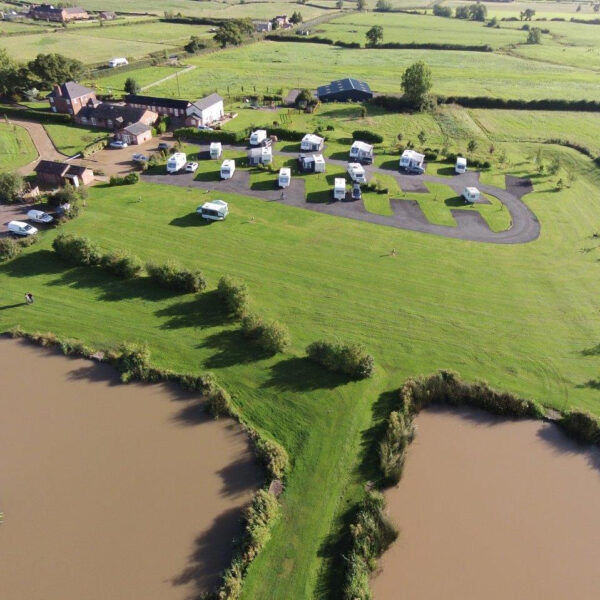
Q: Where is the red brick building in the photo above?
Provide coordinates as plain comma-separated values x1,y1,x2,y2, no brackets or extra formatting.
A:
34,161,94,187
47,82,96,116
75,100,157,131
29,4,89,22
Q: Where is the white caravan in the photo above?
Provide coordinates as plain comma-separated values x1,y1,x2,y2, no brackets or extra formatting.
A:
249,129,267,146
463,186,481,203
108,57,128,68
167,152,187,173
347,162,366,183
197,199,229,221
220,159,235,179
210,142,222,159
333,178,346,201
455,156,467,174
278,167,291,188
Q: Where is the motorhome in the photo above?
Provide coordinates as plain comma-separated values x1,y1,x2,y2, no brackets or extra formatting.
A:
210,142,222,159
347,162,366,183
278,167,291,188
197,199,229,221
463,187,481,203
455,156,467,174
333,178,346,201
167,152,187,173
399,149,425,174
249,129,267,146
220,159,235,179
108,57,128,68
349,140,374,164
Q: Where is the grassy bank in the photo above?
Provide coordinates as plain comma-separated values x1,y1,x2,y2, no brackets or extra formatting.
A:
0,122,37,170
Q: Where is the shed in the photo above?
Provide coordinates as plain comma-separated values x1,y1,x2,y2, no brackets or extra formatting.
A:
34,160,94,187
317,78,373,103
115,122,152,145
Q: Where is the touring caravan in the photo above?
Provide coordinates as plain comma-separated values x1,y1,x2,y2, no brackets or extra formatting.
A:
249,129,267,146
333,178,346,201
463,187,481,203
220,159,235,179
108,57,128,68
399,149,425,174
347,162,366,183
197,199,229,221
301,133,324,152
210,142,222,159
455,156,467,174
167,152,187,173
349,141,374,164
278,167,291,188
298,153,326,174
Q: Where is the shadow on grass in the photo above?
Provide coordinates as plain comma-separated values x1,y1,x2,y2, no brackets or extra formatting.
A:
279,142,300,153
378,159,399,171
581,343,600,356
445,196,468,207
0,249,67,279
262,356,347,392
578,379,600,390
155,290,224,330
436,165,456,177
194,169,222,182
201,328,269,368
169,212,213,228
328,150,349,161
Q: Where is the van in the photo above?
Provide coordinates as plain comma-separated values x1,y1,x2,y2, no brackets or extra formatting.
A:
249,129,267,146
455,156,467,174
278,167,291,188
220,159,235,179
210,142,222,159
197,199,229,221
167,152,187,173
8,220,38,236
108,57,128,68
27,209,53,224
333,178,346,201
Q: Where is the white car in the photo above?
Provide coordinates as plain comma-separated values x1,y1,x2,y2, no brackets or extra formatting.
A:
185,162,199,173
8,220,38,236
110,140,128,149
197,125,214,131
132,153,148,163
27,209,53,224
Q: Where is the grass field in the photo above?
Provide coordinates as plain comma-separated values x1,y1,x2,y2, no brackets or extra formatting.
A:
84,65,187,94
149,41,600,101
0,122,37,170
43,123,108,155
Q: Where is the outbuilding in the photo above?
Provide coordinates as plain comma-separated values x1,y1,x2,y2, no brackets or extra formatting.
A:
34,160,94,187
316,78,373,103
301,133,324,152
115,122,152,146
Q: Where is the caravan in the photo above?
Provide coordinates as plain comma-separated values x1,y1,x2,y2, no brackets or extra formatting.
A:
463,187,481,203
249,129,267,146
455,156,467,174
210,142,222,159
399,149,425,174
167,152,187,173
349,141,374,164
197,199,229,221
278,167,291,188
108,57,128,68
347,163,366,183
220,159,235,179
333,178,346,201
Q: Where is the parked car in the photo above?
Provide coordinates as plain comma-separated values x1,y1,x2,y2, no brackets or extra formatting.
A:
197,125,214,131
351,183,362,201
185,162,199,173
8,220,38,236
132,153,148,163
158,142,170,151
109,140,128,149
27,209,53,224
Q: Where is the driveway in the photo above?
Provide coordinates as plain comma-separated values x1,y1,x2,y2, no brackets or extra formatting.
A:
8,118,66,175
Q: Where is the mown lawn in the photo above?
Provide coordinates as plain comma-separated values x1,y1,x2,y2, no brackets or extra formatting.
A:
85,65,188,95
43,123,108,156
0,122,37,171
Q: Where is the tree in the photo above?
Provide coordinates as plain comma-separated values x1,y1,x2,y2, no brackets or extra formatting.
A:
213,19,253,48
576,3,581,12
520,8,535,20
0,172,25,204
296,88,314,107
366,25,383,47
417,130,426,145
468,2,487,21
467,139,477,153
455,5,469,19
375,0,392,11
487,16,498,27
184,35,205,53
28,53,84,87
401,61,433,110
594,3,600,13
357,0,367,10
433,3,452,17
336,0,343,8
124,77,140,95
289,11,303,23
527,27,542,44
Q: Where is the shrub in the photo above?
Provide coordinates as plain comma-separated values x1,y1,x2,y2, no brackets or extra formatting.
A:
0,237,22,262
52,233,102,266
59,338,95,358
109,172,139,186
108,342,151,383
206,386,235,418
352,129,383,144
306,340,375,379
217,275,250,318
241,313,290,354
146,261,207,293
218,561,244,600
253,435,289,479
174,126,243,144
242,489,280,562
0,172,25,204
379,409,416,484
100,249,143,278
559,411,600,445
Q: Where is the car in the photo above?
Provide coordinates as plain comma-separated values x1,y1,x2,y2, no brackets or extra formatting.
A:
132,153,148,163
27,209,53,224
8,220,38,236
197,125,214,131
109,140,127,149
185,162,199,173
351,183,362,201
158,142,170,151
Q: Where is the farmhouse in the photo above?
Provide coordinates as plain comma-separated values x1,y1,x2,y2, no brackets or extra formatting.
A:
301,134,324,152
349,141,374,164
247,146,273,166
124,93,224,126
34,160,94,187
272,15,291,29
29,4,89,22
99,11,116,20
47,82,96,116
317,78,373,103
75,101,157,131
115,122,152,146
124,94,190,119
185,93,224,127
255,21,272,32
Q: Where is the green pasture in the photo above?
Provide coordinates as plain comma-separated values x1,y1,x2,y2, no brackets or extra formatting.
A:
0,122,37,170
84,65,187,94
442,0,600,19
43,123,108,155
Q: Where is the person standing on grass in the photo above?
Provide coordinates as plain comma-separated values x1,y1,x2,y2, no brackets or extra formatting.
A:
25,293,34,305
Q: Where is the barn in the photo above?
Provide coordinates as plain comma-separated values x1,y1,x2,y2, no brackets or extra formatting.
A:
316,78,373,103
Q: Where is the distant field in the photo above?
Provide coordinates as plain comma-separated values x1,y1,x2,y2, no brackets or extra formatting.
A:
150,41,600,100
85,65,187,94
442,0,600,19
0,123,37,171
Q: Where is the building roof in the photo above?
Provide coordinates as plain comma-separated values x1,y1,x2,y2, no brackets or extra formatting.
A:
351,140,373,153
35,160,68,176
64,6,87,14
248,146,272,157
123,122,151,136
78,102,152,124
124,94,190,110
47,81,94,100
66,164,92,176
317,78,372,98
191,93,224,111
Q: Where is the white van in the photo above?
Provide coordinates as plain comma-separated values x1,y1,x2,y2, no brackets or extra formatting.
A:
167,152,187,173
278,167,291,188
210,142,222,159
197,199,229,221
8,220,38,236
27,209,53,224
108,57,128,68
333,178,346,201
463,186,481,203
347,162,366,183
249,129,267,146
455,156,467,174
220,159,235,179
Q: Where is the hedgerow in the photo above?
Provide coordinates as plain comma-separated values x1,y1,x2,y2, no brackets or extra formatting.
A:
146,261,207,293
306,340,375,379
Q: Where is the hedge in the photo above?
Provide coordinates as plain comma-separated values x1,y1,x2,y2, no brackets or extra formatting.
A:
0,105,71,125
306,340,375,380
352,129,383,144
266,33,333,44
377,41,492,52
146,261,207,293
174,127,243,144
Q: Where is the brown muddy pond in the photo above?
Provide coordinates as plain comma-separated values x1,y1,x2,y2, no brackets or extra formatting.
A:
371,406,600,600
0,338,262,600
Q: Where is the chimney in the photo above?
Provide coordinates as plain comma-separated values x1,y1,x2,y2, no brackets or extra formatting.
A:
53,84,62,97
